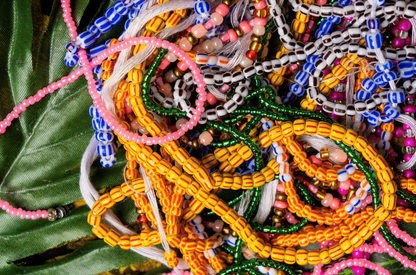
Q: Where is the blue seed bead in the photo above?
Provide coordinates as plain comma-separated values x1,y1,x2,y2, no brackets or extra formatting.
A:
121,0,135,8
133,1,145,9
97,143,116,157
125,19,131,30
90,44,106,58
195,14,210,25
365,30,383,50
100,154,117,168
128,8,140,19
384,103,401,119
76,31,96,49
93,64,103,75
303,62,315,74
377,60,394,72
94,16,113,33
356,89,371,101
133,0,146,4
412,60,416,75
306,55,320,64
262,120,274,130
382,71,398,82
64,52,79,67
315,30,323,39
114,0,129,15
195,1,211,14
290,83,305,96
99,118,112,131
361,111,370,118
87,25,101,39
378,140,390,150
366,19,380,30
380,112,393,123
361,78,377,93
373,0,385,6
388,90,405,104
319,19,334,34
327,15,342,24
65,42,78,54
398,60,414,79
339,0,351,6
373,72,385,85
95,131,115,142
105,7,123,25
367,111,380,127
294,70,309,86
263,78,269,86
89,105,101,118
235,166,245,175
247,157,256,170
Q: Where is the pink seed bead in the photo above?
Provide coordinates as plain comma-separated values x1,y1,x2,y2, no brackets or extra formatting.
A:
215,4,230,17
204,19,215,30
308,184,318,193
159,58,170,70
339,179,351,190
220,33,230,42
177,61,188,72
239,21,251,33
191,24,207,38
227,29,238,42
274,200,288,209
254,0,266,9
211,13,223,25
310,155,322,166
330,197,340,210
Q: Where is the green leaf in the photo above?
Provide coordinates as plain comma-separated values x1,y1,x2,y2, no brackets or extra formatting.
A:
1,239,151,275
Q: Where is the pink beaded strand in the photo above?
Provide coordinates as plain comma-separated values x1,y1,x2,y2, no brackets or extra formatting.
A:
324,259,391,275
60,0,77,42
387,219,416,247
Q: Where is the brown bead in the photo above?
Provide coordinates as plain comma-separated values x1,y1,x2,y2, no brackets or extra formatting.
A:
272,215,283,223
233,65,243,72
180,135,190,146
222,226,230,235
251,34,263,43
186,32,198,45
173,67,185,78
254,9,267,18
192,138,201,150
222,0,233,6
136,208,143,214
316,190,326,200
320,147,330,161
322,181,331,190
250,41,262,53
235,26,244,37
207,127,218,137
126,112,136,123
347,189,356,201
231,230,238,237
329,180,339,190
139,223,148,231
250,0,262,3
275,193,287,202
274,208,285,217
311,180,322,187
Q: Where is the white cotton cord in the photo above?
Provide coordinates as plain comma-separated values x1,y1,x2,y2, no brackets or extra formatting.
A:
231,0,249,28
207,85,227,100
396,114,416,170
139,166,182,275
297,134,340,151
345,73,354,129
252,179,278,224
411,18,416,46
79,135,189,270
220,30,253,70
237,189,253,216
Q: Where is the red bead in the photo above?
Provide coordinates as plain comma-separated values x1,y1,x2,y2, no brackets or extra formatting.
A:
246,50,257,61
137,214,147,223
